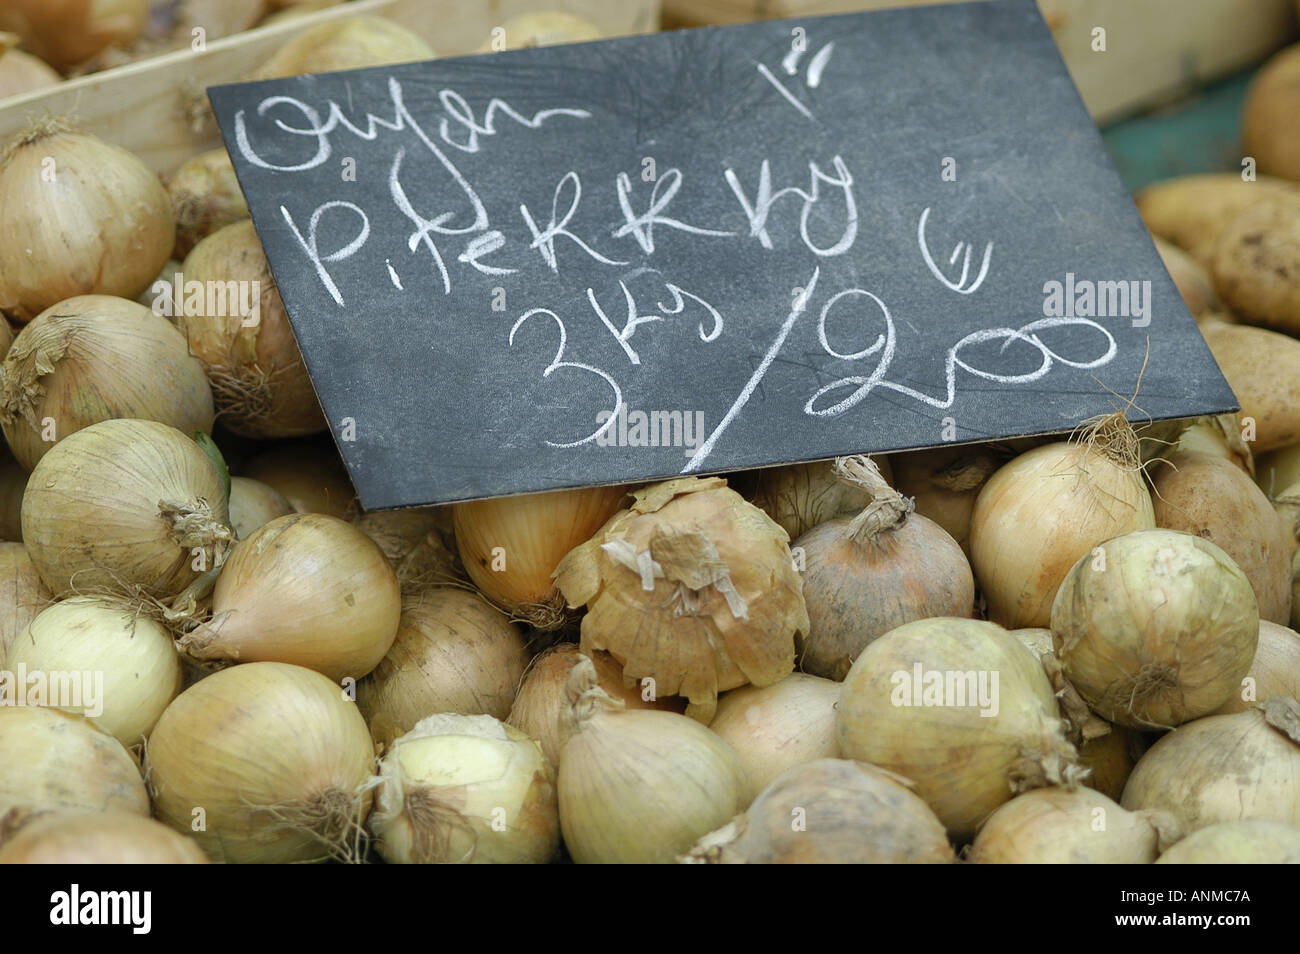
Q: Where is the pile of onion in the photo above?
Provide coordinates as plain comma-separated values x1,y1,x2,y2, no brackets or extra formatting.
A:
970,417,1155,628
179,513,400,683
0,542,48,662
238,440,355,517
751,456,886,540
558,657,751,863
227,476,294,539
455,484,626,629
684,759,954,864
890,444,1006,556
147,661,375,863
555,476,808,721
1215,620,1300,714
166,148,248,258
0,812,208,863
1155,820,1300,864
0,121,173,322
368,713,559,864
0,0,148,69
0,294,213,469
793,456,974,679
21,419,231,597
0,31,60,99
837,616,1078,839
1051,529,1259,728
250,15,434,80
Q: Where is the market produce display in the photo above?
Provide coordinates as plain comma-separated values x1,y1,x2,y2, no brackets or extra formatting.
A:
0,2,1298,868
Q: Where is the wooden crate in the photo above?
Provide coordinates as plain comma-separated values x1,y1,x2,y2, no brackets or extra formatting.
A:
662,0,1298,124
0,0,661,176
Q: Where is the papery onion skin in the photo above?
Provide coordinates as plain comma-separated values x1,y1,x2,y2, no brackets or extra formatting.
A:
146,661,375,864
683,759,954,864
1215,620,1300,714
0,811,208,863
227,476,294,540
890,445,1005,557
167,148,248,259
0,541,48,663
250,15,434,80
1155,819,1300,864
751,457,883,541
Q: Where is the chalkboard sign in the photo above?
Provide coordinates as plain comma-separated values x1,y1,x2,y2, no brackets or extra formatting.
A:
209,0,1235,510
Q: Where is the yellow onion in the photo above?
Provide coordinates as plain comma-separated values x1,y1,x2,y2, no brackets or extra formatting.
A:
0,811,208,863
227,475,294,539
352,506,461,588
890,444,1007,557
0,542,48,663
1121,698,1300,834
0,122,173,323
1172,414,1253,476
0,454,26,540
0,32,59,99
1052,529,1259,728
456,484,626,629
1078,727,1148,803
1216,620,1300,714
250,15,433,81
507,645,684,768
179,513,400,683
147,661,374,863
368,713,558,864
4,596,180,744
837,617,1078,839
0,706,148,827
357,588,528,743
0,0,148,68
178,220,325,439
684,759,954,864
558,656,751,863
239,440,355,516
167,147,248,259
477,11,602,51
751,456,888,540
22,419,231,596
793,457,974,679
969,787,1176,864
1152,452,1291,623
135,259,180,312
555,477,808,721
707,673,839,793
970,421,1156,628
1156,820,1300,864
0,295,214,469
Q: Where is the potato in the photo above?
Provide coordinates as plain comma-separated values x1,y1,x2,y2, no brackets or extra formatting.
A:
1154,236,1218,317
1243,43,1300,183
1211,194,1300,334
1135,174,1299,267
1201,322,1300,453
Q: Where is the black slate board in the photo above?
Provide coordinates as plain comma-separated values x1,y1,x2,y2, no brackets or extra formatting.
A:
209,0,1236,510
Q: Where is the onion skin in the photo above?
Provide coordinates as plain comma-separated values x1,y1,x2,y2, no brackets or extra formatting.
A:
684,759,954,864
751,457,883,541
250,15,434,80
0,294,214,470
0,34,60,99
1215,620,1300,714
1077,727,1147,803
167,147,248,259
227,476,294,540
0,812,208,863
1155,820,1300,864
0,542,48,663
890,445,1004,557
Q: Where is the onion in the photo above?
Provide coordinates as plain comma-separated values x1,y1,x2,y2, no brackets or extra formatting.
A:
1052,529,1258,728
167,148,248,259
21,419,231,597
969,787,1176,864
0,811,208,863
1153,235,1219,317
456,484,626,629
1122,697,1300,833
357,587,528,743
1152,452,1292,624
707,673,839,793
479,11,602,51
0,449,25,539
555,476,808,721
250,15,434,81
507,644,681,768
4,596,180,744
0,706,148,829
0,32,60,99
179,513,400,683
684,759,954,864
147,661,374,863
178,220,325,439
0,0,148,69
1171,414,1253,476
353,506,461,588
1257,442,1300,498
0,121,173,323
971,421,1155,628
239,440,355,516
558,656,751,863
1155,820,1300,864
793,456,974,679
368,713,559,864
0,294,214,469
890,444,1006,556
0,542,48,663
1271,478,1300,559
837,617,1078,839
228,475,294,539
750,455,888,540
1214,620,1300,714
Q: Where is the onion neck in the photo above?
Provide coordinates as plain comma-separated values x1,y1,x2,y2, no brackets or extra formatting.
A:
835,455,912,543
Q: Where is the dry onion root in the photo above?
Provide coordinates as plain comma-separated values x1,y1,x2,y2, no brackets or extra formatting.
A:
1215,620,1300,714
836,617,1079,840
683,759,954,864
558,657,751,864
166,147,248,259
0,294,214,469
368,713,559,864
249,15,434,80
1155,820,1300,864
179,513,400,683
751,456,887,541
890,445,1005,557
146,661,375,864
793,456,974,679
0,121,173,323
0,542,47,662
0,811,208,863
227,476,294,540
555,476,808,722
455,484,626,630
21,419,231,597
